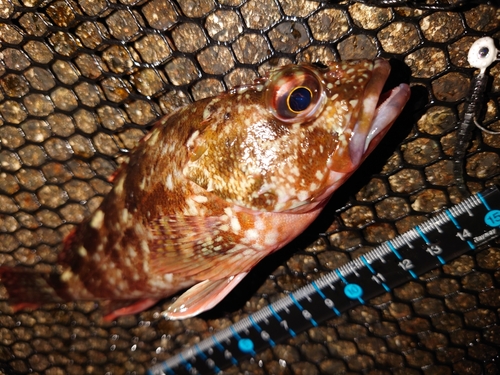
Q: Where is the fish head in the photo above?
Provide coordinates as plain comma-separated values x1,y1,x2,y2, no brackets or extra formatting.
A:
184,59,410,212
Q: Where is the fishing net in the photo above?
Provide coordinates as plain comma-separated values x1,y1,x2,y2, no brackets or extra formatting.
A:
0,0,499,374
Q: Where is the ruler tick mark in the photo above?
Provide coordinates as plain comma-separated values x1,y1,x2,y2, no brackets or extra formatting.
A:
249,315,275,347
312,281,341,315
360,255,390,292
289,293,318,327
446,210,461,229
268,304,296,337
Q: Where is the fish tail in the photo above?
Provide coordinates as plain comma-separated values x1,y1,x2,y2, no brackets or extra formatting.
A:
0,225,83,312
0,267,64,310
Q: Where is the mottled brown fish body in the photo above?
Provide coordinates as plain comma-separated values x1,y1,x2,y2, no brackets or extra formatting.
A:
1,59,410,320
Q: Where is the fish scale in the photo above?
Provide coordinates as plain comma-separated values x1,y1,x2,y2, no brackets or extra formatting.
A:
149,185,500,375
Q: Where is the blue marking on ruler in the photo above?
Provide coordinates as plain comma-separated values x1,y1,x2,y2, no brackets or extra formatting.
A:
238,338,254,354
249,315,275,347
344,283,364,303
335,269,364,303
289,293,318,327
445,209,461,229
268,305,296,337
484,210,500,227
158,363,175,375
415,226,445,265
311,281,341,315
195,344,221,373
360,255,390,292
230,327,256,356
179,353,193,372
387,241,417,279
415,226,430,243
387,241,402,259
211,336,225,353
335,269,347,283
212,336,237,366
480,192,500,227
194,344,208,361
477,192,491,211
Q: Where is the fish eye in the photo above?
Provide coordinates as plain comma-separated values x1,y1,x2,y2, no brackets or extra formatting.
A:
265,66,325,124
287,86,312,113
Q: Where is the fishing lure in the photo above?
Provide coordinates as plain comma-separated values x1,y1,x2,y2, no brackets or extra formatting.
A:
0,59,410,321
453,36,500,198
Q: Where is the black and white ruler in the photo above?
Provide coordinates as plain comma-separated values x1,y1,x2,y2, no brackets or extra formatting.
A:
148,186,500,375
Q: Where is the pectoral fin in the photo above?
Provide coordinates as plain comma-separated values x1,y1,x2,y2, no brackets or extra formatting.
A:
163,272,248,320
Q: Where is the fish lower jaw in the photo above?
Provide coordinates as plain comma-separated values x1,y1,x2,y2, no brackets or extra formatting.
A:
366,83,411,149
350,82,411,166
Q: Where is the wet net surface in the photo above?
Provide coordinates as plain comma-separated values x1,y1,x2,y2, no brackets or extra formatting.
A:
1,0,500,374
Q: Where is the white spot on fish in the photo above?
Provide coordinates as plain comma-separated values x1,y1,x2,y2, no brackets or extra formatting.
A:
128,245,137,258
148,129,160,146
90,210,104,230
244,228,259,242
237,86,248,94
186,130,200,148
203,107,211,120
121,208,129,224
264,230,279,246
77,246,87,257
297,190,310,201
114,175,125,196
165,174,174,190
139,176,147,191
141,240,150,254
192,195,208,203
230,216,241,233
61,269,74,282
184,197,201,215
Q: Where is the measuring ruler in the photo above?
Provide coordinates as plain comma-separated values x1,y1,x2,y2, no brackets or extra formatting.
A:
148,186,500,375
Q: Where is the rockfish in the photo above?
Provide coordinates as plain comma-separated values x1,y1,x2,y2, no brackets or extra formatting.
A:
0,59,410,321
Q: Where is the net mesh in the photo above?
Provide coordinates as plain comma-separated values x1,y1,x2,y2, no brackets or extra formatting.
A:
1,0,500,374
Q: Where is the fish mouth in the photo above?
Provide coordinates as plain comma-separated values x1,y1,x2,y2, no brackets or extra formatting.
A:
349,59,411,166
